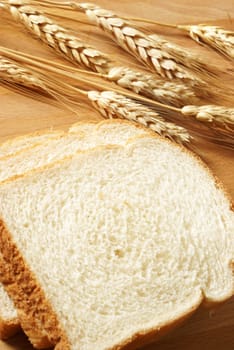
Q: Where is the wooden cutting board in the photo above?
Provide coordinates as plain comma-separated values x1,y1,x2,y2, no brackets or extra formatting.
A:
0,0,233,349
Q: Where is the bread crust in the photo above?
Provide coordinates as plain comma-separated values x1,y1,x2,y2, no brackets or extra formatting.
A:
0,317,20,340
0,220,70,349
111,301,202,350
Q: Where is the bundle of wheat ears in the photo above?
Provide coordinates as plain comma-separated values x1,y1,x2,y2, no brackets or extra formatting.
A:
0,0,209,108
0,0,233,148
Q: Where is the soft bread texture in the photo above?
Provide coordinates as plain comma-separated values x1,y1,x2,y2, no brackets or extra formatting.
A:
0,119,150,341
0,134,233,350
0,129,63,159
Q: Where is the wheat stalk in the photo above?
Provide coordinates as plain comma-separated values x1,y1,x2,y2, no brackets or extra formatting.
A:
2,0,111,73
178,25,234,60
181,105,234,126
87,90,190,143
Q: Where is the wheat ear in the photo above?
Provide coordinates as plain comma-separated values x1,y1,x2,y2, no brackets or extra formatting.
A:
105,66,199,107
3,0,111,73
54,2,207,83
0,54,87,112
101,13,234,60
0,55,46,89
182,105,234,127
3,44,233,133
178,25,234,60
87,90,190,143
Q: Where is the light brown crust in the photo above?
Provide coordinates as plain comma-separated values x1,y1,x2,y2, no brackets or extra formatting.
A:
112,301,202,350
0,254,20,340
0,317,20,340
0,220,69,349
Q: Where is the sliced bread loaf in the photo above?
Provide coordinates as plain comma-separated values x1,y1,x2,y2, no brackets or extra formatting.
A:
0,135,233,350
0,119,150,340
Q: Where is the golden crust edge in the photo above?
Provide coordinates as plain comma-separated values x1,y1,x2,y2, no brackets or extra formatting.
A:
0,316,20,340
110,299,202,350
0,221,70,349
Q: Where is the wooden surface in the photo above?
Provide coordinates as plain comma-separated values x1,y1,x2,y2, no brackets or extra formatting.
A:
0,0,233,349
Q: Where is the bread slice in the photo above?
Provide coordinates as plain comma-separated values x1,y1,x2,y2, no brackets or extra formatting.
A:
0,119,150,340
0,129,63,159
0,135,233,350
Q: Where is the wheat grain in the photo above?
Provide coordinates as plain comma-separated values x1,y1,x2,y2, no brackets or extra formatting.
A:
87,90,190,143
148,34,217,77
181,105,234,126
178,25,234,60
3,0,111,73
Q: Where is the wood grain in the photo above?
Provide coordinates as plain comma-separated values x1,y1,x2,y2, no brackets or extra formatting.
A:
0,0,233,349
